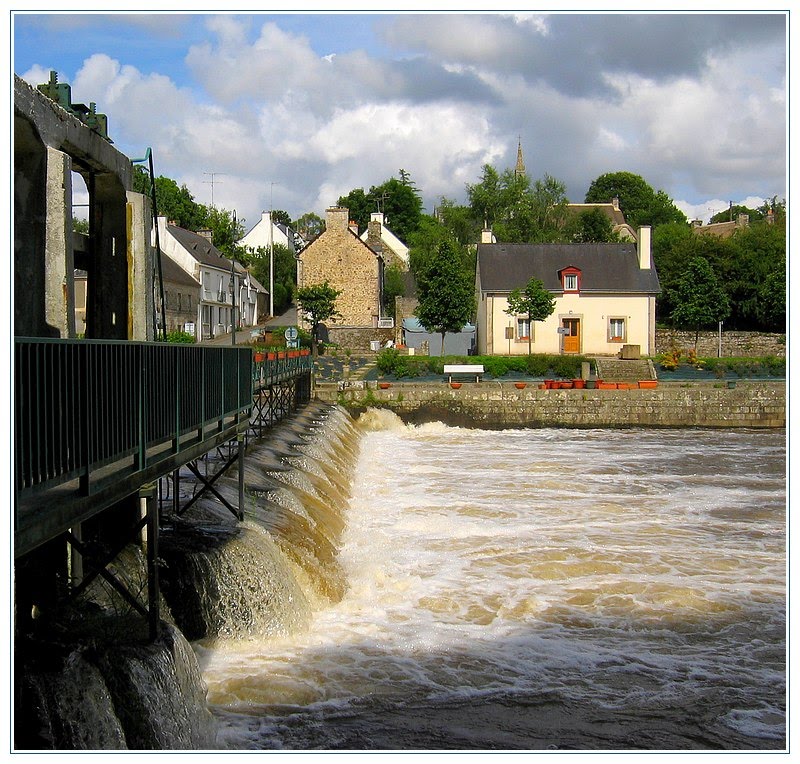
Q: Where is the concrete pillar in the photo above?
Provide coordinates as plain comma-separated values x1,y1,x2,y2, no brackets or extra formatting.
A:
126,191,155,340
44,146,75,337
86,171,129,339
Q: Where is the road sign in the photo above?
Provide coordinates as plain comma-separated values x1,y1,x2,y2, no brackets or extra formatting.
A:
284,327,298,341
557,327,569,335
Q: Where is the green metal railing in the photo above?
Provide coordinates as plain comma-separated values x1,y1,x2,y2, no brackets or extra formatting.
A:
14,339,252,501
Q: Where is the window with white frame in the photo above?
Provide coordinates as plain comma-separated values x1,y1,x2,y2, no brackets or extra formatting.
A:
517,317,531,341
608,317,626,342
563,273,578,291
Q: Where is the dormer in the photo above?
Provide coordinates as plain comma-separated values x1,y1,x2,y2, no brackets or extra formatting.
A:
559,266,582,294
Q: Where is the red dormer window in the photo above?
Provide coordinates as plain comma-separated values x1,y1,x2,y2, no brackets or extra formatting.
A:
560,266,582,293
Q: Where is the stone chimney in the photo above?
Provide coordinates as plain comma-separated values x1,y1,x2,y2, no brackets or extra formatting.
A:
367,218,383,254
481,228,495,244
637,226,652,270
197,229,213,242
326,206,349,231
612,196,620,210
737,213,750,227
349,220,359,235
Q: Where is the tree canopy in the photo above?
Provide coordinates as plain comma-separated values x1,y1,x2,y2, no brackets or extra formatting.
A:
504,278,556,355
296,281,342,358
414,240,475,355
668,256,730,348
585,171,686,228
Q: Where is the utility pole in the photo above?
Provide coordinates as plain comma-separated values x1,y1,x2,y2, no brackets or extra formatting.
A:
269,183,275,319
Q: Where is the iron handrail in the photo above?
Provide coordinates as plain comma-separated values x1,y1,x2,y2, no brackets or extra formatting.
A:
14,338,253,503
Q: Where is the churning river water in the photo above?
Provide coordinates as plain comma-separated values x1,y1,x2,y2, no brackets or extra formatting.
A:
194,411,786,751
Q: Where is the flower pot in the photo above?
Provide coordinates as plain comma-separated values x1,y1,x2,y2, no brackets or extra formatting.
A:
514,382,527,389
560,381,573,389
538,383,546,389
450,382,462,389
253,352,266,363
573,379,585,389
638,380,658,389
585,380,596,389
617,383,631,390
727,380,737,389
267,353,276,361
544,380,554,389
597,382,616,390
379,382,391,390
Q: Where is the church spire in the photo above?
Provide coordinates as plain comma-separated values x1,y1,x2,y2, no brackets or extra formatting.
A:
514,136,526,179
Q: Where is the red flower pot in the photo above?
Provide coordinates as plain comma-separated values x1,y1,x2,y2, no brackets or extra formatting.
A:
450,382,462,389
253,352,266,363
573,379,585,389
514,382,527,389
638,380,658,389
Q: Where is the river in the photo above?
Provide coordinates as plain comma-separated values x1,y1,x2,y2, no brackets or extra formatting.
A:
193,411,786,751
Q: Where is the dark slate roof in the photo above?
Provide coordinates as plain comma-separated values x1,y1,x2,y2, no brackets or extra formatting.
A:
476,242,660,294
160,253,201,287
168,225,232,270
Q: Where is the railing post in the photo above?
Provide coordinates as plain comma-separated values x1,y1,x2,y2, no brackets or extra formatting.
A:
140,481,160,642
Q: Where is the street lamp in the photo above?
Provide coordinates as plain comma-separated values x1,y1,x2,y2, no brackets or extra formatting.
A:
229,258,236,346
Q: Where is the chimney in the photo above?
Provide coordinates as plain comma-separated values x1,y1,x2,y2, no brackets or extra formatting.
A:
370,212,385,225
691,219,703,228
326,206,349,231
349,220,359,235
197,229,213,242
612,196,620,210
637,226,652,270
737,213,750,227
481,228,495,244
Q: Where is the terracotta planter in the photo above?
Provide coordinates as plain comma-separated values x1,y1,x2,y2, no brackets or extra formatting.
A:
538,383,546,389
638,380,658,389
573,379,585,389
597,382,616,390
617,383,631,390
253,352,266,363
560,381,573,389
379,382,391,389
267,352,277,361
544,380,554,389
585,380,596,389
514,382,527,389
277,352,286,360
450,382,462,389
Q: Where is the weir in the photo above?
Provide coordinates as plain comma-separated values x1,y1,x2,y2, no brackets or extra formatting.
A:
15,400,355,749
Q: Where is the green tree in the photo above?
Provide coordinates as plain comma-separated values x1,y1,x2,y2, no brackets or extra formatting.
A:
585,171,685,228
199,205,246,259
414,240,475,355
709,204,763,224
293,212,325,241
270,209,292,227
132,168,205,230
339,173,424,242
565,208,619,242
407,216,473,287
336,187,371,232
668,256,730,349
296,281,342,360
249,243,297,315
382,264,406,319
72,217,89,235
504,278,556,356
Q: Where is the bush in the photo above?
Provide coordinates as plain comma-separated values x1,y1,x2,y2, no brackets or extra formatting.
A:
166,329,195,344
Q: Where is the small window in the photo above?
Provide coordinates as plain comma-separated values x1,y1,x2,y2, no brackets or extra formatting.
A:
517,317,531,341
609,317,626,342
563,273,578,291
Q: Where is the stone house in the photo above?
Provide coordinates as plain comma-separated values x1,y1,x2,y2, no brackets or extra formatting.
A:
475,226,660,356
359,212,410,269
297,206,387,349
563,198,638,242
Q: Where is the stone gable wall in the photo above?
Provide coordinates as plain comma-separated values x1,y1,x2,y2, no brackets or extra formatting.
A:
300,227,379,327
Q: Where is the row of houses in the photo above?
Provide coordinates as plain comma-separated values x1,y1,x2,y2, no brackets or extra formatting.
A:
295,202,661,358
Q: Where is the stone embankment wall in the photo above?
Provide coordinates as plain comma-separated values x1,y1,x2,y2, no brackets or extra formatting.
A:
316,380,785,429
655,330,785,358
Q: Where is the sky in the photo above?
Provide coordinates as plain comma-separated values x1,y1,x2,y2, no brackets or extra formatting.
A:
11,8,788,234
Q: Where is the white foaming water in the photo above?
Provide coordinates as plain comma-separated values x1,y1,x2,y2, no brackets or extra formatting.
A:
199,412,786,750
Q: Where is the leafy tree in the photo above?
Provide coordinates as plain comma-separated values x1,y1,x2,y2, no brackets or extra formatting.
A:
435,197,481,246
467,164,506,228
585,171,685,228
382,264,406,319
296,281,342,359
414,240,475,355
132,168,205,230
73,217,89,235
709,204,763,225
757,255,786,331
293,212,325,241
270,209,292,227
407,216,473,286
565,208,619,242
249,243,297,315
668,256,730,349
504,278,556,355
339,173,424,242
200,205,246,259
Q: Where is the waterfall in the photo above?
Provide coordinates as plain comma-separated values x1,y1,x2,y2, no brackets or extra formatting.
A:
16,403,362,750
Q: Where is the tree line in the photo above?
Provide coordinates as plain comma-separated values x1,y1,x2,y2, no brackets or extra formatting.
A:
132,160,785,337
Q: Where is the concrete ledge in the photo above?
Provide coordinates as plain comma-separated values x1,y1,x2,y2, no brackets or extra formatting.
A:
315,380,786,429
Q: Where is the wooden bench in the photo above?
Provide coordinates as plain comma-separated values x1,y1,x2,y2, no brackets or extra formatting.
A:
443,364,484,383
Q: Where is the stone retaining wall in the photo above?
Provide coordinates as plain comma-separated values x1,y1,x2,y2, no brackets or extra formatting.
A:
316,380,785,429
655,329,785,358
